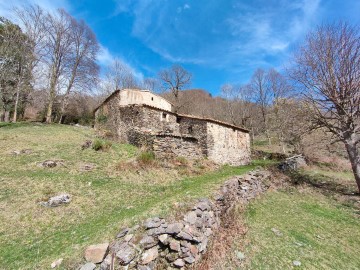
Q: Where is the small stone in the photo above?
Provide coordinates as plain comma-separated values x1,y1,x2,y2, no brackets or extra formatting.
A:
235,251,245,260
271,228,283,236
144,217,164,229
196,201,211,211
173,259,185,268
39,193,71,207
85,243,109,263
166,223,184,234
100,254,112,270
169,240,181,252
189,245,198,256
140,236,158,249
124,234,134,242
184,211,197,225
80,262,96,270
50,258,63,268
141,247,159,264
116,228,130,238
166,252,179,262
184,255,195,264
116,244,136,265
293,260,301,267
177,231,193,241
42,160,57,168
158,234,169,244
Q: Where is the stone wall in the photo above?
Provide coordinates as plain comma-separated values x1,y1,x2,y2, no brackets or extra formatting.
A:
206,122,251,166
153,135,205,160
77,170,271,270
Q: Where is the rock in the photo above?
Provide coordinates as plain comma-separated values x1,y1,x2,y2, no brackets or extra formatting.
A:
85,243,109,263
271,228,283,237
50,258,63,268
183,211,197,225
140,236,158,249
165,223,184,234
39,193,71,207
116,228,130,239
100,254,112,270
189,245,198,256
177,231,193,241
81,140,92,150
41,160,64,168
138,264,154,270
293,260,301,267
141,247,158,264
173,258,185,268
144,217,164,229
115,243,136,265
184,255,195,264
235,251,245,260
158,234,169,244
169,240,181,252
124,234,134,242
166,252,179,262
80,163,96,172
195,201,211,211
79,262,96,270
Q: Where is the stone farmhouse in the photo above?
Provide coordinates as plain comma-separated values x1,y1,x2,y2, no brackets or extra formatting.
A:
94,89,251,165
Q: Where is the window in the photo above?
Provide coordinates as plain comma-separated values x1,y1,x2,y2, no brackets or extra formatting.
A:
176,117,181,123
188,126,193,134
161,112,167,121
151,97,154,101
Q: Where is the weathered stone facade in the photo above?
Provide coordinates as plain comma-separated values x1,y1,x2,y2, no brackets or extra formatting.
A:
94,89,251,165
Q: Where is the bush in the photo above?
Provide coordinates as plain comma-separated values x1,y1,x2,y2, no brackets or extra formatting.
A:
137,151,156,165
92,139,112,151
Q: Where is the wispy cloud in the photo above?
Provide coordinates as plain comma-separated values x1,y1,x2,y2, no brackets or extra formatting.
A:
114,0,321,74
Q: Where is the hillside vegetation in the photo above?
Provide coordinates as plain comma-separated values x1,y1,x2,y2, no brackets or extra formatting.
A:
0,123,261,269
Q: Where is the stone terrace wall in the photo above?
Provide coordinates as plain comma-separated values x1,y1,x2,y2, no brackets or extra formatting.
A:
78,170,271,270
206,122,251,166
153,135,205,160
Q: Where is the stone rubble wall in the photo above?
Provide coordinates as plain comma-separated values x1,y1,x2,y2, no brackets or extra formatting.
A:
79,170,271,270
206,122,251,166
153,135,205,160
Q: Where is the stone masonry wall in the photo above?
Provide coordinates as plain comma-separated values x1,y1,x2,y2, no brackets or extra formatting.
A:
206,122,251,166
78,170,271,270
153,135,204,160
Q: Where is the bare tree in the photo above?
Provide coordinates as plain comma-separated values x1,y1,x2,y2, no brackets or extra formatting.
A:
291,22,360,192
158,64,192,112
101,58,139,95
249,68,272,143
58,16,99,123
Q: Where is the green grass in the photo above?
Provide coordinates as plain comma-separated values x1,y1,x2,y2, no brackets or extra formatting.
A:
242,189,360,270
0,122,261,269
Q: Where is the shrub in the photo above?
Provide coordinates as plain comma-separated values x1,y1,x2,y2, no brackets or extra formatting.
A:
92,139,112,151
137,151,156,165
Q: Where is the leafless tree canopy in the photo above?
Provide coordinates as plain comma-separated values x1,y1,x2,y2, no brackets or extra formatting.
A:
291,22,360,192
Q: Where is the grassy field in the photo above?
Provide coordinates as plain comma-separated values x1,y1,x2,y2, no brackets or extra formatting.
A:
0,122,260,269
243,188,360,270
205,169,360,270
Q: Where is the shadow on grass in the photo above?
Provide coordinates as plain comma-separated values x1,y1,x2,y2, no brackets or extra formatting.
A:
288,170,359,196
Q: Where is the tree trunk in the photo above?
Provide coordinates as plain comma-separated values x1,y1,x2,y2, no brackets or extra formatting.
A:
58,96,67,124
13,84,21,122
46,68,58,123
344,139,360,193
4,111,10,122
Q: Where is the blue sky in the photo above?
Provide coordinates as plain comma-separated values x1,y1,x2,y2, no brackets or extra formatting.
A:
1,0,360,95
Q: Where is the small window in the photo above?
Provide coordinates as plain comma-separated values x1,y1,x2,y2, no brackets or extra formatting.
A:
176,117,181,123
188,126,193,134
162,112,167,120
151,97,154,101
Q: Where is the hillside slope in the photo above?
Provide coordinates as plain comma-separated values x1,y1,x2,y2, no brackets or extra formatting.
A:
0,123,258,269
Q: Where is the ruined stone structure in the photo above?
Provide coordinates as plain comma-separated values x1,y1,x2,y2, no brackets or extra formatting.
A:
94,89,250,165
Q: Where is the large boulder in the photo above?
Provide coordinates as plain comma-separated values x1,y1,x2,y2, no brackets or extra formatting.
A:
84,243,109,263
